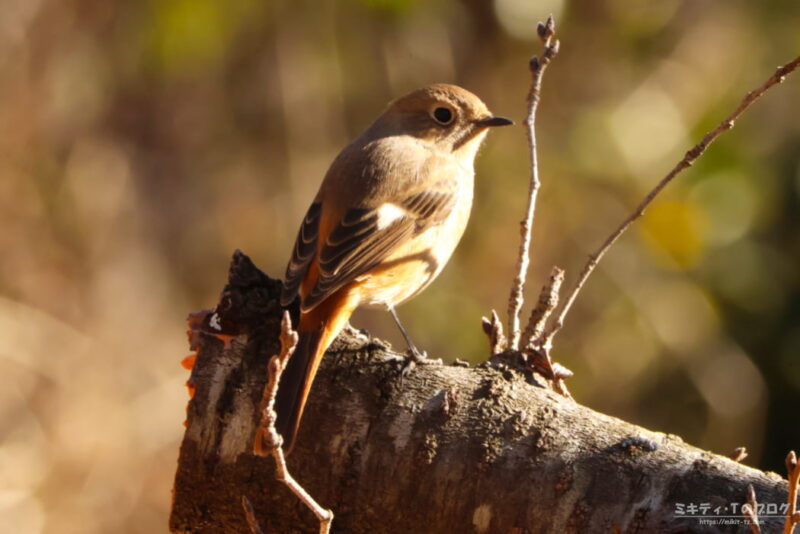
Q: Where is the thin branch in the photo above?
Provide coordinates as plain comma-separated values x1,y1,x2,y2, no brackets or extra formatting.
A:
785,450,799,534
521,266,565,349
253,310,298,455
544,54,800,346
514,265,571,397
507,15,560,350
744,484,762,534
730,446,749,463
481,309,507,356
242,496,265,534
251,311,334,534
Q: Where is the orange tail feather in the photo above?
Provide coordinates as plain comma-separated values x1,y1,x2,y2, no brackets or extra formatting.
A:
275,290,358,452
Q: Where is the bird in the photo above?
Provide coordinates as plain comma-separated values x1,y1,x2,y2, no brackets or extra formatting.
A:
276,83,512,451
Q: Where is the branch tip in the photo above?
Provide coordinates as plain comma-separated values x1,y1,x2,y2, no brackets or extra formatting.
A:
537,15,555,42
543,52,800,348
250,311,333,533
521,265,565,348
481,316,491,334
507,15,560,351
482,309,507,355
536,22,548,42
787,450,798,472
551,362,573,379
730,446,748,463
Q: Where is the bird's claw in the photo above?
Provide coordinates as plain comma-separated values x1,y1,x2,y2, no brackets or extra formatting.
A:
400,347,428,377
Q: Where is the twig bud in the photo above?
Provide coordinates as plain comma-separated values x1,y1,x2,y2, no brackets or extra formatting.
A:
551,362,574,379
786,450,798,473
537,15,556,42
536,22,547,41
529,56,540,72
482,309,507,355
545,14,556,35
729,447,748,463
481,317,492,335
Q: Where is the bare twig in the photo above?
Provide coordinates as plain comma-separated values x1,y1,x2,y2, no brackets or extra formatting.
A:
521,266,565,349
785,450,800,534
253,311,298,454
543,54,800,346
242,496,265,534
481,309,507,355
507,15,560,350
730,446,749,463
251,311,334,534
551,369,571,398
515,265,571,397
744,484,762,534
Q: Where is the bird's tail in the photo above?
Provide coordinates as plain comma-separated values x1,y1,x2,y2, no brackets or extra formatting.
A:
274,294,356,453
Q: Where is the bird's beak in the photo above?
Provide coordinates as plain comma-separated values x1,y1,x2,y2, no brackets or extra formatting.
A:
476,115,514,127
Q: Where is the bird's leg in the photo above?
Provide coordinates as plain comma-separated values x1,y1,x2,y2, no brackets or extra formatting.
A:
387,305,427,366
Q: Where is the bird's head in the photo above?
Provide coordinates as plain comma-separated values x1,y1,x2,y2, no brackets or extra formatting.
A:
375,84,513,154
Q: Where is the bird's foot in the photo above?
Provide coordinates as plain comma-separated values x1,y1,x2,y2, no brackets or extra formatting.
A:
400,347,429,377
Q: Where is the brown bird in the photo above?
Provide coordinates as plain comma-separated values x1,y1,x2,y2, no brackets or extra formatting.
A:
277,83,512,451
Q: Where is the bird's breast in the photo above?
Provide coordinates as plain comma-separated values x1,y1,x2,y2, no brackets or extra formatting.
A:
355,175,474,309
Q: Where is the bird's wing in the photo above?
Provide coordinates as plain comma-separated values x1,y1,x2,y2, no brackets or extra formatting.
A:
300,188,456,311
281,202,322,306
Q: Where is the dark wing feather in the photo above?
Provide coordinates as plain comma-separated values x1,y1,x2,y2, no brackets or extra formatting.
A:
319,208,376,269
281,202,321,306
402,190,455,225
301,189,455,311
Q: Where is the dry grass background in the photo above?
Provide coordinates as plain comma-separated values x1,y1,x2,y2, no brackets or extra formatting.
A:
1,0,799,531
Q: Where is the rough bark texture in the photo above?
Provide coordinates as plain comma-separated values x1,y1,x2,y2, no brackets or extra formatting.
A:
170,251,790,534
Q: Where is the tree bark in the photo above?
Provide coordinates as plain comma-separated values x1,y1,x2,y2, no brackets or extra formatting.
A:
170,251,790,534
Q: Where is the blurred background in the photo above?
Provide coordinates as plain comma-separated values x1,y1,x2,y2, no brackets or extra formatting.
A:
1,0,799,531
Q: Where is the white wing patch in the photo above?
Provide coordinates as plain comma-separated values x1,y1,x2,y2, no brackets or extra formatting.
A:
376,203,407,230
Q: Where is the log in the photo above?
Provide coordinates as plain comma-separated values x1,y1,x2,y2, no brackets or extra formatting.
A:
170,251,790,533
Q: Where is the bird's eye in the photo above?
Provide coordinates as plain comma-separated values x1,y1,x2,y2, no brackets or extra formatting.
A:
432,106,454,125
